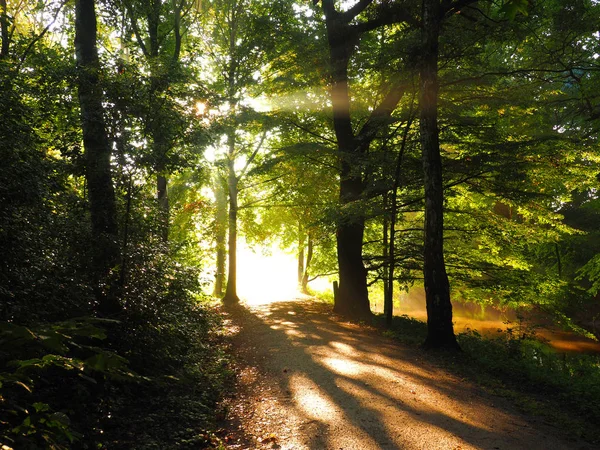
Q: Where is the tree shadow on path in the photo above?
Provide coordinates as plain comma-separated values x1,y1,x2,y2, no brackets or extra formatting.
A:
223,298,592,450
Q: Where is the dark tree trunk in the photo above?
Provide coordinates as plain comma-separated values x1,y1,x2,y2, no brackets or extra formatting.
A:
324,9,372,320
0,0,9,58
420,0,458,350
382,193,392,324
320,0,412,320
336,211,370,318
151,66,169,243
157,169,169,242
213,175,227,297
223,130,239,305
75,0,121,316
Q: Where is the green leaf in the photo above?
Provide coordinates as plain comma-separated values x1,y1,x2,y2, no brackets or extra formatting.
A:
499,0,529,20
33,402,50,413
49,412,70,426
0,322,36,341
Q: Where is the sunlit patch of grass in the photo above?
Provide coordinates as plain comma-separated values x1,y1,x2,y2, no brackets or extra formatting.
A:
307,287,335,304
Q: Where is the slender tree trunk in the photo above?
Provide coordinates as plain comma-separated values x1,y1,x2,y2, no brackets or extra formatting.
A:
298,228,305,287
0,0,9,59
420,0,458,350
75,0,121,316
119,174,133,288
382,192,391,324
213,175,227,297
386,111,414,327
150,64,169,242
555,243,562,278
223,130,239,304
301,233,313,294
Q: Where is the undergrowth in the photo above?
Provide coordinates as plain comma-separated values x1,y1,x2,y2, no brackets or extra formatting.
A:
0,248,234,450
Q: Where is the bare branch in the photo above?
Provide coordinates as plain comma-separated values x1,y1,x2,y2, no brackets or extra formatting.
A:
17,0,68,69
237,132,267,181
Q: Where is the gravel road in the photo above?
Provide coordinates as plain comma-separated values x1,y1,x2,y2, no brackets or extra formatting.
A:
221,297,593,450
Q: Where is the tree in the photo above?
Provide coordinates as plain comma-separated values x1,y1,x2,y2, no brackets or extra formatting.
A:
74,0,121,316
115,0,195,242
212,173,228,297
318,0,417,319
419,0,459,349
198,0,279,304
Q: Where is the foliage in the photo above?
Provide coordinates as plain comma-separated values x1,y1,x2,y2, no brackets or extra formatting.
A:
0,318,132,449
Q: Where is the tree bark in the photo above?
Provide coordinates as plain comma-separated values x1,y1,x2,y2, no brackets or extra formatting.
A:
157,170,169,242
75,0,121,316
323,7,372,320
0,0,9,59
213,174,227,297
420,0,458,350
382,192,391,324
301,233,313,294
298,226,305,287
223,130,240,305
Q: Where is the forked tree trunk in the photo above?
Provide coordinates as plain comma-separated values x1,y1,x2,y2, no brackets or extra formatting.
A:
420,0,458,350
75,0,121,316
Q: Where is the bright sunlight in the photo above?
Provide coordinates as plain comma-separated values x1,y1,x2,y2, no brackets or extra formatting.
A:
236,240,301,304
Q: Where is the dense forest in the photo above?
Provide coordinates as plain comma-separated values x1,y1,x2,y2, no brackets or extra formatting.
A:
1,0,600,448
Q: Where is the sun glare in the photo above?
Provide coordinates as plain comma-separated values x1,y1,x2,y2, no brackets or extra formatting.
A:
236,241,300,304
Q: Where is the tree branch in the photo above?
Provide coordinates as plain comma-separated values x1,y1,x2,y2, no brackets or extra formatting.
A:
352,2,419,35
123,0,149,57
17,0,68,69
356,79,408,152
339,0,373,23
237,132,267,181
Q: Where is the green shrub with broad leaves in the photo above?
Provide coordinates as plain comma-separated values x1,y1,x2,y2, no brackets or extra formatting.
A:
0,318,141,449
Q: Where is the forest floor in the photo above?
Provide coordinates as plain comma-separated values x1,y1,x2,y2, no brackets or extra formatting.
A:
217,296,595,450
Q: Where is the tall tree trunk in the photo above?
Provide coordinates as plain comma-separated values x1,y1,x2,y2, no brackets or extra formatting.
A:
213,174,227,297
151,66,169,243
156,169,169,242
382,191,392,325
298,228,305,287
223,130,239,305
386,110,414,327
325,11,371,320
75,0,121,316
301,232,313,294
0,0,9,58
420,0,458,349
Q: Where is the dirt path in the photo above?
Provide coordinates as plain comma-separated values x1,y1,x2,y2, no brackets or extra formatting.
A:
220,298,592,450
